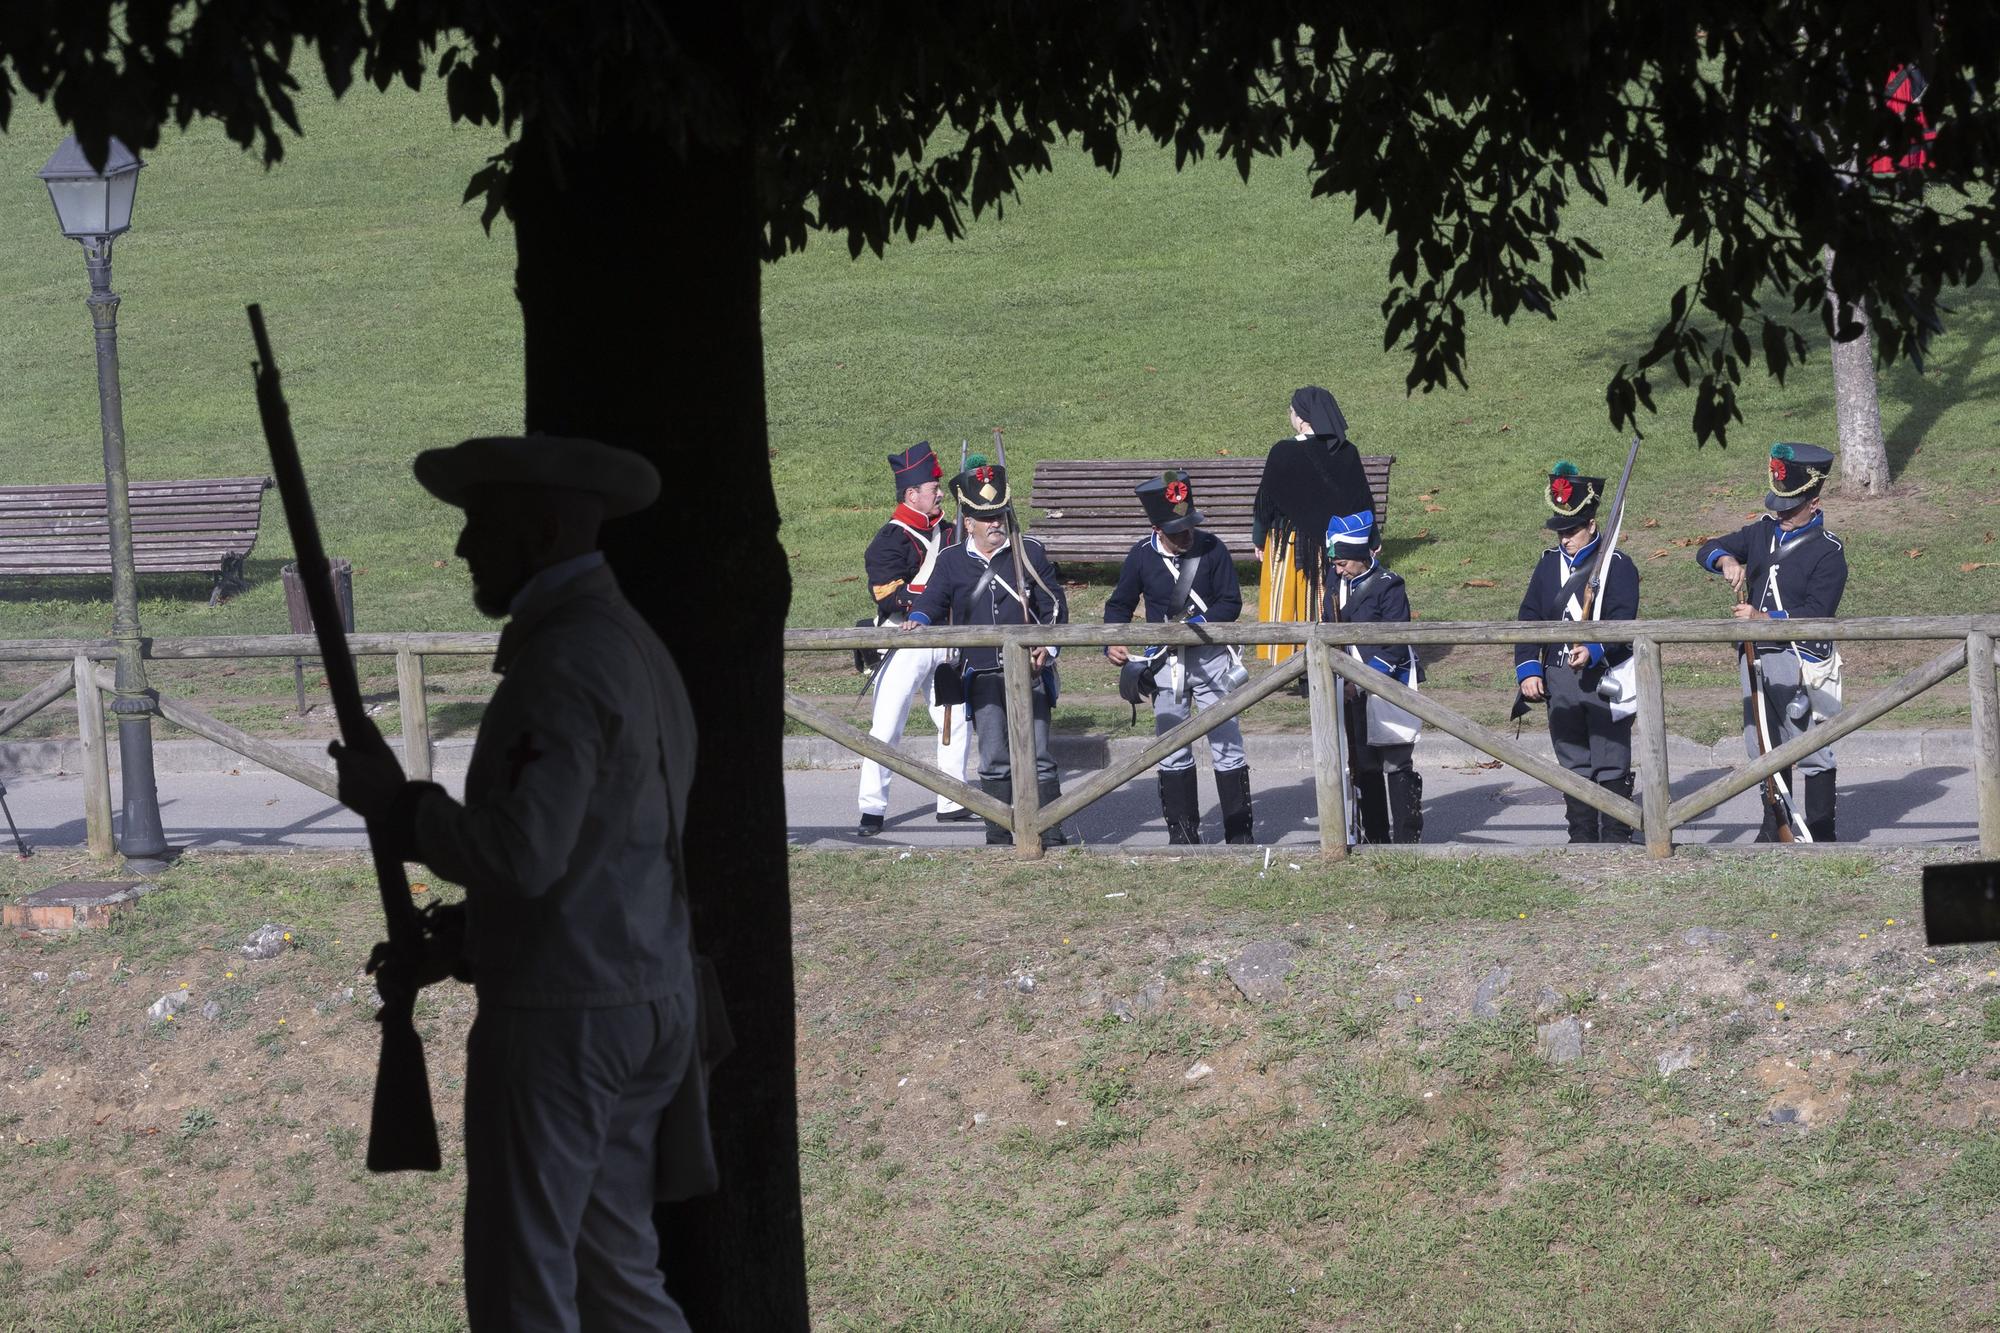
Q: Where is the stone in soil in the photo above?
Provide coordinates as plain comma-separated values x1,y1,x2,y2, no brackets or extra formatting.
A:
1535,1016,1583,1065
147,991,189,1021
240,924,292,960
1228,941,1296,1003
1473,965,1513,1018
1683,926,1726,948
1656,1046,1696,1077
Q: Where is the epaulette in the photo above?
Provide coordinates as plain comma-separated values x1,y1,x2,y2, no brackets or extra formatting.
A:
1820,529,1843,550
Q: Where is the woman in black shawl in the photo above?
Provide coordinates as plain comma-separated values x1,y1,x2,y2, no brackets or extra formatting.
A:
1252,386,1374,662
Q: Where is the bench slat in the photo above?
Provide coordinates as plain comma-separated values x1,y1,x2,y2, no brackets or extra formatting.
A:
0,476,272,584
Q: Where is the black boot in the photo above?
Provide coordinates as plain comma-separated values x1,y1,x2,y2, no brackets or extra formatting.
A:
1216,766,1256,844
1387,770,1424,843
1598,775,1636,845
1563,794,1600,844
980,777,1013,846
1355,772,1391,844
1037,777,1069,848
1158,768,1201,845
1805,769,1837,843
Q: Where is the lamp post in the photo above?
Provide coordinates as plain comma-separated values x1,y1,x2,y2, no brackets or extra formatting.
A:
38,135,168,864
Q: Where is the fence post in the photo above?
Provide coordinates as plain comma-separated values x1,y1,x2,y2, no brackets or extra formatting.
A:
396,650,432,784
1305,637,1349,860
1969,630,2000,856
1633,637,1672,859
1001,638,1043,859
73,655,113,858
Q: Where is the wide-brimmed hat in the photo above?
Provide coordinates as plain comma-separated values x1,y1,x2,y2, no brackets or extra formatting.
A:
951,460,1011,518
414,435,660,517
1543,461,1604,533
1136,470,1205,534
1765,442,1833,512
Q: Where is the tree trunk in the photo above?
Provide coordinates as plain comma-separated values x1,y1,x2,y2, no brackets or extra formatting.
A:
508,114,810,1329
1822,245,1891,494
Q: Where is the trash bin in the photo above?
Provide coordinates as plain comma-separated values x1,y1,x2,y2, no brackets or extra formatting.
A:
280,559,354,714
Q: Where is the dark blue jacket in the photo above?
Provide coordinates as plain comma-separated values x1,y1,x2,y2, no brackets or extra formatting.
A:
1695,513,1846,658
1324,562,1423,681
864,514,957,620
1514,535,1640,682
1102,531,1243,654
907,536,1067,672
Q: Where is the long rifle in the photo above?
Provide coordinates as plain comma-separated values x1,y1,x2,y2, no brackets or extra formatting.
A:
1740,630,1811,843
1326,574,1361,846
1568,433,1641,642
248,306,442,1172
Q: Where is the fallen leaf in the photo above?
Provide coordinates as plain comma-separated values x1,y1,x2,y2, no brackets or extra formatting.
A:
432,559,446,569
1458,557,1475,565
1454,417,1475,425
1217,448,1232,456
1961,562,1995,573
1461,578,1496,588
834,575,859,583
1424,504,1445,513
1144,365,1158,373
1412,529,1431,540
1475,759,1504,769
1985,531,1994,543
1498,424,1513,432
1649,548,1672,559
834,361,846,369
1246,323,1258,331
1907,548,1924,559
1642,517,1659,528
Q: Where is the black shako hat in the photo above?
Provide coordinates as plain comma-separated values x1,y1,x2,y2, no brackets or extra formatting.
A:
951,458,1011,518
1765,442,1833,511
1543,461,1604,533
1136,469,1205,534
889,440,943,495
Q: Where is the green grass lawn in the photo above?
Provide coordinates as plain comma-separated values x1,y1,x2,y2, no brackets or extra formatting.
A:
1,76,1993,747
4,847,1996,1329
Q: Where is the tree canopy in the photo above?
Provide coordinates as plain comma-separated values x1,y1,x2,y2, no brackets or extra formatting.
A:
6,2,1994,443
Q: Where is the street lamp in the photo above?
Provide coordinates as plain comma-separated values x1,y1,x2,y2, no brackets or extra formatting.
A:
38,135,169,864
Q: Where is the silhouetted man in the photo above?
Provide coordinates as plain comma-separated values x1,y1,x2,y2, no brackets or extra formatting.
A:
330,435,709,1332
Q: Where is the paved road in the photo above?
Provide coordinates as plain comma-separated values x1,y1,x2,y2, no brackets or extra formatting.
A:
0,754,1978,854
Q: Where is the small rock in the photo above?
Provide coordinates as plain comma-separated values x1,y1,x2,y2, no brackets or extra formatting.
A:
1110,998,1135,1023
1392,991,1415,1011
200,1001,222,1021
30,971,48,985
366,987,384,1011
1656,1046,1695,1077
338,986,355,1003
1767,1105,1803,1127
1011,974,1035,994
971,1112,989,1127
1532,985,1563,1017
1184,1061,1214,1082
65,971,90,985
1227,941,1296,1004
1683,926,1725,948
147,991,189,1021
1535,1016,1583,1065
1133,978,1167,1015
240,924,291,960
1472,965,1513,1018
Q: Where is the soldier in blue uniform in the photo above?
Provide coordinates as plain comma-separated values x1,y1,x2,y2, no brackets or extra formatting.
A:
1514,462,1642,844
903,460,1071,847
1104,470,1255,844
1325,510,1424,843
1696,443,1846,841
855,441,974,836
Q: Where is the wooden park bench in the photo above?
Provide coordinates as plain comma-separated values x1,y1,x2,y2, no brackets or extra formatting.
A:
1025,454,1395,563
0,476,275,606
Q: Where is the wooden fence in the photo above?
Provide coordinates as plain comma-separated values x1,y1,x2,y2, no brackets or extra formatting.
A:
0,618,1994,862
784,616,2000,860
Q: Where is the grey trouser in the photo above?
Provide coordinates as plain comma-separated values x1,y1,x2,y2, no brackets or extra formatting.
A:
463,991,696,1333
970,667,1057,783
1547,661,1632,782
1152,646,1247,773
1742,649,1836,776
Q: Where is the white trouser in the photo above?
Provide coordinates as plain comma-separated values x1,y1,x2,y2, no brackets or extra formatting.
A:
858,646,971,815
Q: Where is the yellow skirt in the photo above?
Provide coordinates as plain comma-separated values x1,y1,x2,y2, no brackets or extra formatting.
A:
1257,532,1316,664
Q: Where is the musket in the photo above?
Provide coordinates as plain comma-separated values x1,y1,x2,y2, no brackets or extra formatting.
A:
248,306,442,1172
1739,622,1811,843
1326,570,1362,846
1513,435,1640,723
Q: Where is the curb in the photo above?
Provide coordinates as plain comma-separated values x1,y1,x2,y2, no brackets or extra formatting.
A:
784,727,1971,773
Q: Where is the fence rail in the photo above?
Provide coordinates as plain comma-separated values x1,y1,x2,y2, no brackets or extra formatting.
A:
0,618,1995,861
785,616,2000,861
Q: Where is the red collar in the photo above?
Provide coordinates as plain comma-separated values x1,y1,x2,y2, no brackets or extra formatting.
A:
892,503,941,533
